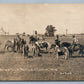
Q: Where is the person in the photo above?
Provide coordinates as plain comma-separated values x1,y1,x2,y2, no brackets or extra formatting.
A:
42,35,45,41
55,35,61,47
32,43,36,56
72,35,78,51
54,45,59,59
35,43,41,56
16,35,22,52
13,38,17,52
24,44,29,58
32,42,41,56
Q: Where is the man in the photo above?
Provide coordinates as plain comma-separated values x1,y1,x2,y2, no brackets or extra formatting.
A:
55,35,61,47
24,44,29,58
72,35,78,51
33,42,42,56
42,35,45,41
16,35,22,52
32,43,36,56
13,38,17,52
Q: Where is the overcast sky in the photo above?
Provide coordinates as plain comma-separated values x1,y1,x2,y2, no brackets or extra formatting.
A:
0,4,84,35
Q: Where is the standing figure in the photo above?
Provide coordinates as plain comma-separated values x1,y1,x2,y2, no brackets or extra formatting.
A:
32,43,36,56
54,45,59,59
13,38,17,52
35,44,41,56
21,39,26,53
55,35,61,47
24,44,29,58
35,42,42,56
16,35,22,52
42,35,45,41
72,35,78,51
32,42,41,57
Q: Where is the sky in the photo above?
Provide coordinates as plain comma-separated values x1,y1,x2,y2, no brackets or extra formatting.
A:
0,4,84,35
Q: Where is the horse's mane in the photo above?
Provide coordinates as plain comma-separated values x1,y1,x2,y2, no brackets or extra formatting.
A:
7,40,13,43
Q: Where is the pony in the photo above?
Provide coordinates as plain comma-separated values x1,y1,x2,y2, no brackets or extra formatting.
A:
4,40,14,52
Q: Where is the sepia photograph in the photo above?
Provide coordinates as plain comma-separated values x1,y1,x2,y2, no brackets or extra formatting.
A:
0,4,84,81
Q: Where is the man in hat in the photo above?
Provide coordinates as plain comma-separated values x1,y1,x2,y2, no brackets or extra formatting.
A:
55,35,61,47
24,43,29,58
72,35,79,51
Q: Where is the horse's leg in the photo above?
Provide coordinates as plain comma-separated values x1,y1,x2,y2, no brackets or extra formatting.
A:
65,52,68,60
7,46,9,51
54,48,59,59
82,53,83,56
17,44,20,52
82,51,83,56
46,47,47,52
29,40,31,44
17,44,18,52
24,48,26,58
17,46,19,52
56,52,58,59
4,44,7,51
12,46,14,52
69,52,72,57
21,46,24,56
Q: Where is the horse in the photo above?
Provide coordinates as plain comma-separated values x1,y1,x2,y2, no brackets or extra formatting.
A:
61,42,84,57
29,36,38,44
50,43,69,60
34,41,69,59
61,42,72,48
4,38,26,53
16,38,27,53
35,41,51,52
4,40,14,52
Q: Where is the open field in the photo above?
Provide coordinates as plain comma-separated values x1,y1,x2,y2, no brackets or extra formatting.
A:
0,35,84,81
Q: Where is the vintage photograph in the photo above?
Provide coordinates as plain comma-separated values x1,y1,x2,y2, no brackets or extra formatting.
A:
0,4,84,81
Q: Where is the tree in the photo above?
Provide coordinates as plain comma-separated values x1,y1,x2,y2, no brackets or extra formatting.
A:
45,25,56,37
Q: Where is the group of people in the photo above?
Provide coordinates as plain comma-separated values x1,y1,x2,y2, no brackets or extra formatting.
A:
55,34,79,51
13,34,42,58
12,34,79,58
13,35,29,57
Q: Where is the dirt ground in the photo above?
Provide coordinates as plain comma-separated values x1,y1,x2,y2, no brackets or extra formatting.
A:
0,35,84,81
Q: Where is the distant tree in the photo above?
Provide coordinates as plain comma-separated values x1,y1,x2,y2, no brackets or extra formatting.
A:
45,25,56,37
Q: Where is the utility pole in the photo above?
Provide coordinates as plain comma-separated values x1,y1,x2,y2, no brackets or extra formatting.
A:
66,29,68,35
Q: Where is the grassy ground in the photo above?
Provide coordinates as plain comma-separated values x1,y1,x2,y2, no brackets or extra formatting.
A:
0,35,84,81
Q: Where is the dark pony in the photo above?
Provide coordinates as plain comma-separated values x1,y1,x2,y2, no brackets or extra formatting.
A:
29,36,38,44
61,42,84,57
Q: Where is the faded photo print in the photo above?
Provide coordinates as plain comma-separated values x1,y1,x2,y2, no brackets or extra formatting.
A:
0,4,84,81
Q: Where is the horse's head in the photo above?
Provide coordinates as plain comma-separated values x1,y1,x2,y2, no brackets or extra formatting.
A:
50,44,56,49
